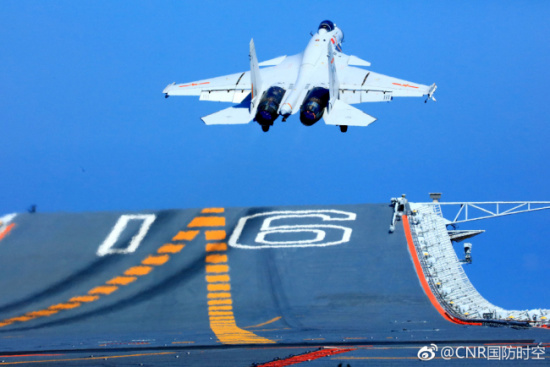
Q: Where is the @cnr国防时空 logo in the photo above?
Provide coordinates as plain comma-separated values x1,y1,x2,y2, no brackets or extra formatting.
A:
418,344,546,361
418,344,437,361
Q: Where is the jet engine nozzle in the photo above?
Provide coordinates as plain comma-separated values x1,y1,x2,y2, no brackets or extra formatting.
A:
255,86,286,126
300,87,329,126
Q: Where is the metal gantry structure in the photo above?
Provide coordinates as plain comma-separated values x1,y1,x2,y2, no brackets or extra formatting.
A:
418,201,550,224
408,200,549,324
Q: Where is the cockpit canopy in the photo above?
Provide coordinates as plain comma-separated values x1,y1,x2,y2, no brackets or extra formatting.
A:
318,20,335,32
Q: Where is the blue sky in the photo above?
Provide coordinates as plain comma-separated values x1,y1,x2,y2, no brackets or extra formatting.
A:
1,2,549,310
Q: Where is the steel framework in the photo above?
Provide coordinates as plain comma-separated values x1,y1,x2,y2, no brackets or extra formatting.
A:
418,201,550,224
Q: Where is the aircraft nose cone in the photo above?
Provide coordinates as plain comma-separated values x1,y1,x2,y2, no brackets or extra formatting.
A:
279,104,292,116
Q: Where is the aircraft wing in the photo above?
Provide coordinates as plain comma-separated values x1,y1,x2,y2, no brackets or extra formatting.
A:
337,65,435,104
162,54,289,104
163,71,252,104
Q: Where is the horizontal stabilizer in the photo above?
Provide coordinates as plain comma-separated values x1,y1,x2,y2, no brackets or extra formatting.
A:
258,55,286,66
201,106,253,125
324,99,377,127
348,55,371,67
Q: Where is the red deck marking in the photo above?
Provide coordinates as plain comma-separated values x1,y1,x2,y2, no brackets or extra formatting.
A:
257,348,355,366
0,223,15,242
403,216,482,326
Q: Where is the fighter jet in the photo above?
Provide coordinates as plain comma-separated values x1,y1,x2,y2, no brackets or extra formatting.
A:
163,20,437,133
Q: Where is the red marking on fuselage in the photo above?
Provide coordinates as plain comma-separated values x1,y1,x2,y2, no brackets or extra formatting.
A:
0,223,15,242
257,348,355,366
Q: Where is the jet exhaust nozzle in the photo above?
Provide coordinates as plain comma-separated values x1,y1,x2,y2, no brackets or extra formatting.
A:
255,86,285,126
300,87,329,126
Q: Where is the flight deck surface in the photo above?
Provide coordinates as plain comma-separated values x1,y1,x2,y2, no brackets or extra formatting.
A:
0,204,547,365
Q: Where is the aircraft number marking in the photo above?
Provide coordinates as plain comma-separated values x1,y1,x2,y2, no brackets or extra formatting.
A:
97,214,156,256
228,210,356,249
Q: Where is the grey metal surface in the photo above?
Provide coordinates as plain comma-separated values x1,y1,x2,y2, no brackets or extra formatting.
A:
0,204,548,365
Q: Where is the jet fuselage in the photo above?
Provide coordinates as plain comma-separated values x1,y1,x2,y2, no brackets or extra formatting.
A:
279,25,343,117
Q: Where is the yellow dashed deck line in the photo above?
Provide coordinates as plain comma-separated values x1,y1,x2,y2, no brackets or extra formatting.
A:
124,265,153,276
206,274,230,283
27,310,58,317
209,323,274,344
209,311,234,316
205,254,228,264
172,230,199,241
207,292,232,299
210,316,236,322
107,276,137,285
206,242,227,252
208,299,233,306
205,230,226,240
142,254,170,266
188,216,225,227
5,316,34,323
70,295,99,303
89,285,118,295
206,264,229,273
207,283,230,292
49,302,81,310
0,216,204,329
202,208,225,213
203,228,275,345
209,305,233,311
157,243,185,254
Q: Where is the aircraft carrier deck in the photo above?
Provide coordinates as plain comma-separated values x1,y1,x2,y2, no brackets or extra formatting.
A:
0,203,548,365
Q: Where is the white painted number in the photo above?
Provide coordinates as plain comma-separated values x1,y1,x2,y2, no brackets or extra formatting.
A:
229,210,356,249
96,214,156,256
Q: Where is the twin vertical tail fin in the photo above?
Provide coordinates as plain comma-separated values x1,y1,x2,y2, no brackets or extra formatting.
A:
249,39,262,101
201,40,263,125
324,42,377,127
327,42,340,113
